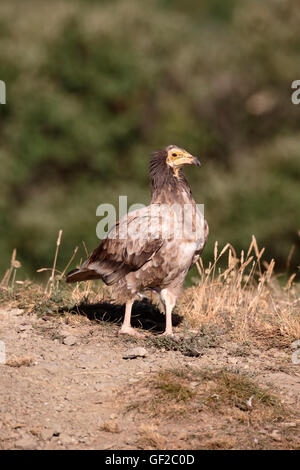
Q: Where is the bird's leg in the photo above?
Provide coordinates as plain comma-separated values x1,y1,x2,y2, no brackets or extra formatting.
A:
160,288,176,336
119,299,145,338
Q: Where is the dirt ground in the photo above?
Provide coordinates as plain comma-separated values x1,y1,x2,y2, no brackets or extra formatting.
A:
0,302,299,450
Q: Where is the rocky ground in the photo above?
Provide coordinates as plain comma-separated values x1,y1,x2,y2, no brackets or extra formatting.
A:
0,303,299,450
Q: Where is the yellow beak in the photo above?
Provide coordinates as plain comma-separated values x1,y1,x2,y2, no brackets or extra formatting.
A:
175,151,201,167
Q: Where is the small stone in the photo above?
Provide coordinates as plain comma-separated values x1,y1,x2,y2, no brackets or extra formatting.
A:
15,436,36,449
190,381,199,389
246,395,254,409
60,329,73,337
123,347,148,359
128,378,139,383
94,383,104,392
40,429,53,441
97,417,103,427
10,308,24,316
17,325,28,332
270,430,281,441
52,424,62,436
63,336,77,346
281,422,297,428
252,349,261,356
59,433,74,445
228,357,238,365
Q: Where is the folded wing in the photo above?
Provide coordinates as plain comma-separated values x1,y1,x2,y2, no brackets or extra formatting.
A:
66,207,164,285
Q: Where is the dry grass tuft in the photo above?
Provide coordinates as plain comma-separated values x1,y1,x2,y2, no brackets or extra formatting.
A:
120,365,298,449
199,368,286,424
138,424,167,450
124,366,289,424
0,249,22,292
197,436,237,450
100,421,121,434
154,370,196,402
1,235,298,349
180,236,300,344
5,356,35,368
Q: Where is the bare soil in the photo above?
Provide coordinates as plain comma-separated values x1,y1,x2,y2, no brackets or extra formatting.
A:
0,303,299,450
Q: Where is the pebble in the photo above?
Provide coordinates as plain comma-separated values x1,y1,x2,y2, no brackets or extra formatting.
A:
17,325,28,332
270,430,281,441
40,429,53,441
281,422,297,428
97,417,103,427
52,424,62,436
63,336,77,346
227,357,238,365
94,382,104,392
60,329,73,337
190,381,199,389
59,432,73,445
15,435,36,450
10,308,25,316
123,347,148,359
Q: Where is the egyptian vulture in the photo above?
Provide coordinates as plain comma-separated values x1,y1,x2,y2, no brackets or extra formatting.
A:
66,145,208,336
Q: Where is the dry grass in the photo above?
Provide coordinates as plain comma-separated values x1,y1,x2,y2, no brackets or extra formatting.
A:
100,421,121,434
137,424,167,450
0,249,22,292
0,234,299,451
120,365,298,449
130,366,287,422
0,233,299,348
0,231,109,317
180,235,300,345
153,370,196,402
199,368,287,426
5,356,35,368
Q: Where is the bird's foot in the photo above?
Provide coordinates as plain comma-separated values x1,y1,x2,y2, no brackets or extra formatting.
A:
161,330,174,337
119,326,146,338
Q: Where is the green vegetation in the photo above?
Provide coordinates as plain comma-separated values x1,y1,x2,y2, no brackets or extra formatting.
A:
0,0,299,279
124,365,291,439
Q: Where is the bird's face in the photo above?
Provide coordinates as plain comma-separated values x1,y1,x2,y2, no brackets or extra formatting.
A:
165,145,201,174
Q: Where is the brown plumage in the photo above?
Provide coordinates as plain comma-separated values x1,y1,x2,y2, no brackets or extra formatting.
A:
66,145,208,336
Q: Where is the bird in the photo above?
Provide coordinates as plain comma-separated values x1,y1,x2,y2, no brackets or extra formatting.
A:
66,145,208,337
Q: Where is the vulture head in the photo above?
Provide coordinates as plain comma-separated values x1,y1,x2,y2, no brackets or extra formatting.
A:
150,145,201,186
150,145,201,199
165,145,201,170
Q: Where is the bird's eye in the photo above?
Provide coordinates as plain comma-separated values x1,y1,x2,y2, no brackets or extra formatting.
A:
172,153,177,157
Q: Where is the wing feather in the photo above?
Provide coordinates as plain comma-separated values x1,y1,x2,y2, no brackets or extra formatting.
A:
70,207,164,285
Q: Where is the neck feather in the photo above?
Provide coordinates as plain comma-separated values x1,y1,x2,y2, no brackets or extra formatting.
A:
149,150,193,204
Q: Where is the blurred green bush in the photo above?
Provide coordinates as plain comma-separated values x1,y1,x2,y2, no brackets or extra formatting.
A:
0,0,299,279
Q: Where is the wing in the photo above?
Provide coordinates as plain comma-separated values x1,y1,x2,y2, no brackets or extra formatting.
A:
66,206,165,285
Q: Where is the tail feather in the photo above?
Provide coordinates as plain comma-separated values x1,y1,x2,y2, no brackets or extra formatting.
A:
66,255,133,285
66,268,102,283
